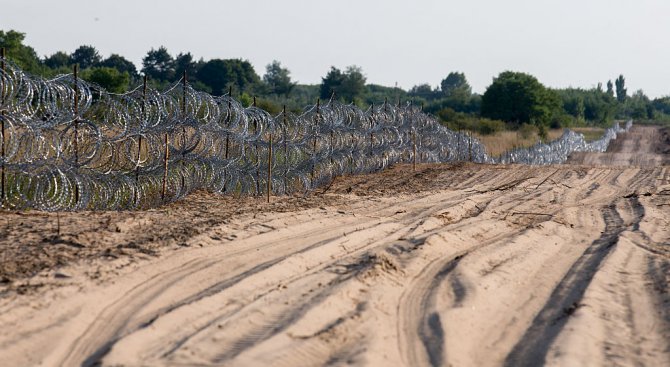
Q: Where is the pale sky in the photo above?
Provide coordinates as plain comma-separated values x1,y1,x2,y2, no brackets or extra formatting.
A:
2,0,669,97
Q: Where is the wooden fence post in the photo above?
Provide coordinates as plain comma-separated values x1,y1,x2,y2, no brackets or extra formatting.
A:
412,102,417,172
253,96,260,196
223,86,232,193
161,132,169,201
1,47,5,205
134,75,147,205
73,64,80,204
283,105,288,195
267,127,272,203
180,71,187,193
311,98,320,188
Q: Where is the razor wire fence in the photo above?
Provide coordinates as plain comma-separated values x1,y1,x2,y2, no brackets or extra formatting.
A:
495,120,632,165
0,59,631,211
0,61,490,211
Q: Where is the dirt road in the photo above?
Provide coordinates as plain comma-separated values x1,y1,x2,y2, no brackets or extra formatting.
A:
0,126,668,366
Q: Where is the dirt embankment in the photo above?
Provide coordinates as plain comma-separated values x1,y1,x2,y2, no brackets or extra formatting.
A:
568,125,670,166
0,126,668,367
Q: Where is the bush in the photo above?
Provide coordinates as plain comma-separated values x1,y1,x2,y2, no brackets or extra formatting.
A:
518,123,537,139
477,118,506,135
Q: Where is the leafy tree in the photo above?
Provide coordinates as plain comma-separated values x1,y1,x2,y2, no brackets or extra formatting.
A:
341,66,366,102
625,90,653,119
70,45,101,69
481,71,561,127
44,51,70,69
440,72,471,98
408,84,437,101
263,60,295,97
652,97,670,116
320,67,345,100
0,30,43,73
142,46,175,82
174,52,199,81
196,59,261,96
615,74,627,102
606,80,614,97
362,84,407,107
82,67,130,93
100,54,137,78
558,89,586,121
319,65,366,102
583,89,616,123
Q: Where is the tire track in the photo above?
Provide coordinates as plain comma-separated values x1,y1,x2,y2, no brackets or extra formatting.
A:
503,199,641,366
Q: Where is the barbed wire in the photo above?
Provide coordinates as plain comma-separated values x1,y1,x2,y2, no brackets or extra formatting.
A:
0,62,631,211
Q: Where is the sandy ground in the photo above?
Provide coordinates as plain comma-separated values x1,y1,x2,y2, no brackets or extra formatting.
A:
0,126,668,367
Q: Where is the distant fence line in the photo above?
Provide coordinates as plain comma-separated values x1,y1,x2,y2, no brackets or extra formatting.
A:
497,120,632,165
0,57,632,211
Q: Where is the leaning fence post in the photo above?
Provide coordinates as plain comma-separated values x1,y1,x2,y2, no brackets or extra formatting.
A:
1,47,5,206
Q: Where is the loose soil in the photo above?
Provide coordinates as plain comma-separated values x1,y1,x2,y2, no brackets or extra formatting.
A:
0,125,668,367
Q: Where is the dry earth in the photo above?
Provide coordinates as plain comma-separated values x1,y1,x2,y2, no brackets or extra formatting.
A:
0,125,668,367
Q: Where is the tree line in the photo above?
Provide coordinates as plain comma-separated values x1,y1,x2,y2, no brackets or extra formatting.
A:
2,29,669,136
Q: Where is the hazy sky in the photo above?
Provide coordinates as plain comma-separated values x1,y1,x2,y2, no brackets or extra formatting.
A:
2,0,669,97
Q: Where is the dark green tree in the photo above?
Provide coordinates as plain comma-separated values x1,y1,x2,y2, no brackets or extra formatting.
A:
70,45,101,69
626,90,653,119
100,54,137,78
174,52,198,80
320,67,345,100
196,59,261,96
340,66,366,102
44,51,71,69
440,72,471,98
82,67,130,93
319,65,366,102
559,90,586,121
481,71,561,127
263,60,295,97
0,30,43,73
408,84,438,101
141,46,175,82
652,97,670,116
615,74,627,102
606,80,614,97
582,88,617,123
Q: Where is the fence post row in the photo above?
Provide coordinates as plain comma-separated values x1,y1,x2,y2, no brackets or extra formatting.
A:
2,60,572,211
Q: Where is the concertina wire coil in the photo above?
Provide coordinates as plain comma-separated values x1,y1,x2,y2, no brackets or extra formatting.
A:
0,62,630,211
